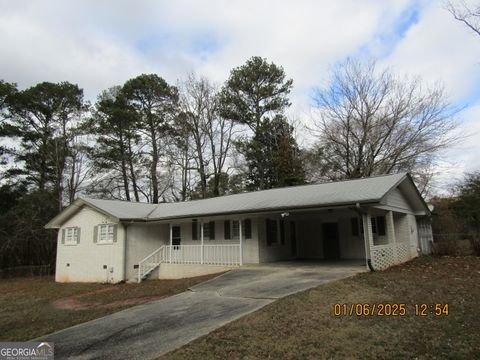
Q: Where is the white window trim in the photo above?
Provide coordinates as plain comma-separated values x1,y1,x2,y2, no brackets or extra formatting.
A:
98,224,115,244
64,227,79,246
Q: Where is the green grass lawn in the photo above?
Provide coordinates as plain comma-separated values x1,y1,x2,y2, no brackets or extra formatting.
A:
0,273,220,341
163,256,480,360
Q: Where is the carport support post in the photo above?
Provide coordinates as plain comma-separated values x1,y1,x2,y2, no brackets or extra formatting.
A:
200,221,204,264
169,223,172,264
387,211,398,263
239,219,243,266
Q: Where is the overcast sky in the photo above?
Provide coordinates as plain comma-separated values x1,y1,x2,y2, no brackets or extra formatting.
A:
1,0,479,193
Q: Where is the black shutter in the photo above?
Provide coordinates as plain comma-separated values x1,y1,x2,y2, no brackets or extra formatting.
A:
351,218,359,236
371,217,377,234
243,219,252,239
266,219,277,246
377,216,386,236
192,219,198,240
224,220,231,240
266,219,272,245
280,219,285,245
209,221,215,240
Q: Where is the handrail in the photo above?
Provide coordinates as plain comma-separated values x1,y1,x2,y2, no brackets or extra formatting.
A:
137,246,166,283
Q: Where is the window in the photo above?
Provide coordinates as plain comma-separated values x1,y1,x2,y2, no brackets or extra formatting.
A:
203,221,215,240
224,219,251,240
98,224,115,244
192,219,198,240
377,216,386,236
370,216,386,236
266,219,278,246
63,227,79,245
351,218,359,236
232,220,240,239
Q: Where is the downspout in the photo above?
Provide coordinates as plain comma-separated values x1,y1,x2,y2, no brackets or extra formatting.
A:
351,203,376,272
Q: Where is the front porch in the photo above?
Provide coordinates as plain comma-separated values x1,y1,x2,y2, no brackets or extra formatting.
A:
133,206,421,282
136,219,249,282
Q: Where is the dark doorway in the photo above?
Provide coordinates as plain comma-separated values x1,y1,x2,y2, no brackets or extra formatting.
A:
290,221,297,257
172,225,181,249
322,222,340,259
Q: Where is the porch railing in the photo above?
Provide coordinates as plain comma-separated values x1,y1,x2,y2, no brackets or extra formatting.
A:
137,244,241,282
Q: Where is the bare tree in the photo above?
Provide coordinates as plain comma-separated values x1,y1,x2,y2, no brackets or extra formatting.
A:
310,58,458,185
177,74,237,198
64,137,93,204
446,1,480,36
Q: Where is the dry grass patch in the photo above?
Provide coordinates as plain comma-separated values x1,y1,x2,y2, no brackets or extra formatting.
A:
163,257,480,360
0,273,221,341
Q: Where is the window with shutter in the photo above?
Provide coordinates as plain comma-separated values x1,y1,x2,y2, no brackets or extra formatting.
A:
98,224,115,244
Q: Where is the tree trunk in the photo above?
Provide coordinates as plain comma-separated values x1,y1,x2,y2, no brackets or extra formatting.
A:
127,136,139,202
151,128,159,204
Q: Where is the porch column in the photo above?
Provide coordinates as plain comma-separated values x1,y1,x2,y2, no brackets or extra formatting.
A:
200,221,204,264
362,211,374,271
169,223,172,264
239,218,243,266
386,211,398,263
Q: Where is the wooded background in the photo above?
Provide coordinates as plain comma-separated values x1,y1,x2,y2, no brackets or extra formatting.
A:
0,51,475,269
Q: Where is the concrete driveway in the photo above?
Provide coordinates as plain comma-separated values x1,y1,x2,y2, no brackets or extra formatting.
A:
37,261,365,360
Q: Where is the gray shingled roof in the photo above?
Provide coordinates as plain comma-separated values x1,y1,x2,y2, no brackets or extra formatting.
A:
81,172,408,221
83,198,158,219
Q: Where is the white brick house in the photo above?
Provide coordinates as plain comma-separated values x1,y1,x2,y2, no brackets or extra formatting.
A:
45,173,433,283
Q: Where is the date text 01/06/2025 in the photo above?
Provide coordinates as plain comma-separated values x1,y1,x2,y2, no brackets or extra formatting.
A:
332,303,449,317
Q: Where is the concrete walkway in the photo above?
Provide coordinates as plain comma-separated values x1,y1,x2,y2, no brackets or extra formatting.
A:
37,261,365,360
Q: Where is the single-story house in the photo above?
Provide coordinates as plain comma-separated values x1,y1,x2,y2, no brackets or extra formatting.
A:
45,173,433,283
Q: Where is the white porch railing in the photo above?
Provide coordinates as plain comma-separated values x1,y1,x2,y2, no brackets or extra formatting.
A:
137,244,241,282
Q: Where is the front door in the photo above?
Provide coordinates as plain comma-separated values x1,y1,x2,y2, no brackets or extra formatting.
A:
172,225,181,249
322,222,340,260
